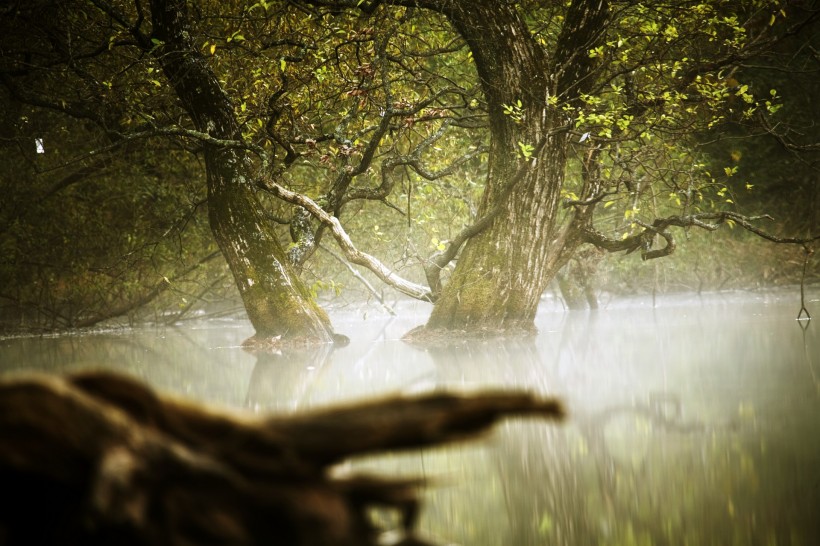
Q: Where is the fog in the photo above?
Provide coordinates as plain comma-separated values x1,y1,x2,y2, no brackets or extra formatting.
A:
1,288,818,545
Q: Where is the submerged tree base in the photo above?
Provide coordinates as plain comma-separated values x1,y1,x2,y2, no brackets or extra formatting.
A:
241,332,351,351
0,371,563,546
402,323,538,346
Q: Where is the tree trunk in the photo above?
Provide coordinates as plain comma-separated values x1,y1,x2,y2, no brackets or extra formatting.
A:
425,138,572,332
207,153,334,343
417,0,608,334
150,0,333,344
421,3,565,333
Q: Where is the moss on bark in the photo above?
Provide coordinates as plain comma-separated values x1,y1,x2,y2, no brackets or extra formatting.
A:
151,0,337,346
416,0,608,336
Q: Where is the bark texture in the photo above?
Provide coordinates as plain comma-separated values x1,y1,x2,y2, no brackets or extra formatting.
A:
406,0,610,334
0,371,564,546
150,0,334,343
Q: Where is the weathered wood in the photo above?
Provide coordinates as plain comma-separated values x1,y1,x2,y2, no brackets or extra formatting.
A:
0,372,564,546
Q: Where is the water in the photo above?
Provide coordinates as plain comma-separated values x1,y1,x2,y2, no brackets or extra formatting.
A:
1,289,819,545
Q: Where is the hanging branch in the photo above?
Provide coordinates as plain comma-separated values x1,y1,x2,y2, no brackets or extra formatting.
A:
797,244,813,322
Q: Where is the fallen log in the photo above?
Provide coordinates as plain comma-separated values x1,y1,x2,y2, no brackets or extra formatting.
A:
0,371,564,546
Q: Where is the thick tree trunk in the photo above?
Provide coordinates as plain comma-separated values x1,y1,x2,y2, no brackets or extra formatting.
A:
420,3,566,333
207,153,334,343
150,0,333,344
425,139,572,332
415,0,608,335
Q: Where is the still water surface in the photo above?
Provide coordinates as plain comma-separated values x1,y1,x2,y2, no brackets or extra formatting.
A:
1,290,819,545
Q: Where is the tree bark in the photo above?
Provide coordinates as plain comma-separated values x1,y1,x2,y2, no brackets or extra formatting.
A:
409,0,609,335
149,0,334,344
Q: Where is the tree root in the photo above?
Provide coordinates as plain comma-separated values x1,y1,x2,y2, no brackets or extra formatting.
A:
0,371,563,546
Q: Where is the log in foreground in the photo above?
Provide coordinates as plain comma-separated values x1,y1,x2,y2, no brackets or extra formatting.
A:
0,372,564,546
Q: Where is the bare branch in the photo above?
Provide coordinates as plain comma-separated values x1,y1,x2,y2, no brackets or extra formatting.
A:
319,245,396,316
257,177,434,302
0,159,109,237
757,111,820,153
74,251,222,329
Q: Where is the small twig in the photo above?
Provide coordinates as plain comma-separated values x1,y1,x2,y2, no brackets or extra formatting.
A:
562,189,618,209
797,244,813,323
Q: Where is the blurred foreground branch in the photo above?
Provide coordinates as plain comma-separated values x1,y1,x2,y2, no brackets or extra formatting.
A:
0,372,564,546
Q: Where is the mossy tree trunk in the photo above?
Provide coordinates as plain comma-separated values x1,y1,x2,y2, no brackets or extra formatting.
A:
426,134,572,332
419,0,609,333
150,0,333,343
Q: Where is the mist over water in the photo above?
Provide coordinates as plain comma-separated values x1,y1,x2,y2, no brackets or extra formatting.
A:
1,288,818,545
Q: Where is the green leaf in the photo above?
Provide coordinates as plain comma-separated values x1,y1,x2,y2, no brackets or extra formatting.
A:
538,513,554,536
517,141,534,160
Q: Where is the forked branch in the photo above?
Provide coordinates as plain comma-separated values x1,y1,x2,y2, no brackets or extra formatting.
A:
582,211,820,261
257,177,435,302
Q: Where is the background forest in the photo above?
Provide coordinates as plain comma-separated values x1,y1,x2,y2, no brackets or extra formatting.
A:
0,0,817,333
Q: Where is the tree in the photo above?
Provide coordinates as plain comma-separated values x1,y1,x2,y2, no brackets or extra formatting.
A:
1,0,344,342
294,0,819,337
148,0,342,344
2,1,818,341
0,85,228,331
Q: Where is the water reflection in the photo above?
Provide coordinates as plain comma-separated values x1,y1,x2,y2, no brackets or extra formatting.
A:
245,343,335,413
0,318,258,406
0,290,818,545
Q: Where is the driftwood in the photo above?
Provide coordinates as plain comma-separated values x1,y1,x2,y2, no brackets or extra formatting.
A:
0,372,564,546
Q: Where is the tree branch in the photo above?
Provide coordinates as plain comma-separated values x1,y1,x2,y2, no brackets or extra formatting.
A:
582,211,819,261
319,245,397,316
422,136,549,296
257,177,434,302
73,251,222,329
